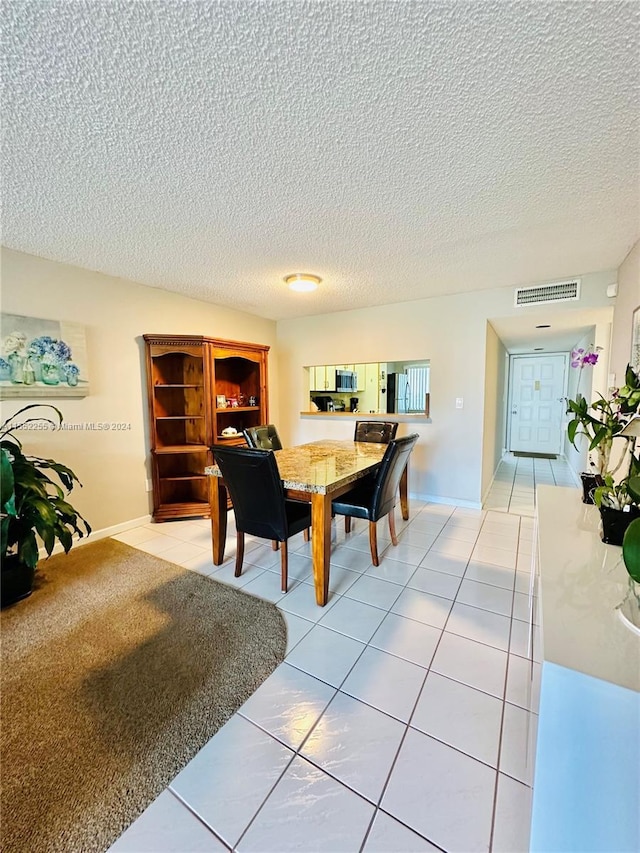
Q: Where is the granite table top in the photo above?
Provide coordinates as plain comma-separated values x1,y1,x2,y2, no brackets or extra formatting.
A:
205,439,387,494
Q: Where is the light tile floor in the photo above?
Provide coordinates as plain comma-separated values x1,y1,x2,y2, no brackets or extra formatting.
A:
108,455,577,853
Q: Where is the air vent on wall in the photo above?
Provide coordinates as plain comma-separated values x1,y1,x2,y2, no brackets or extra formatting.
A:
514,279,581,307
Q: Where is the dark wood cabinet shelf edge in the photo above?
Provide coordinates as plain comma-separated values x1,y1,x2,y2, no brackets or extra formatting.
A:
160,475,208,481
216,406,260,413
156,416,205,420
153,445,210,454
154,384,204,388
154,503,211,521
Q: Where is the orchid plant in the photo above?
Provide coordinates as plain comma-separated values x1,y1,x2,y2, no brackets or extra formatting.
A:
570,346,599,368
567,362,640,478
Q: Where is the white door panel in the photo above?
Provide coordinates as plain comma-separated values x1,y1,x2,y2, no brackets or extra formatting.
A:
509,355,567,454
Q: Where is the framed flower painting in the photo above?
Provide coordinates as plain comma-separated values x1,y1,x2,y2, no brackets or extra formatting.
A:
0,313,90,398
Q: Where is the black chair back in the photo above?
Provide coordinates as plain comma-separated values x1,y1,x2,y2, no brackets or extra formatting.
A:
213,446,288,541
370,433,419,521
354,421,398,443
243,424,283,451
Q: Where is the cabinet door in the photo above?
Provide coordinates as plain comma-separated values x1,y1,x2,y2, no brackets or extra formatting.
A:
355,364,366,392
325,365,336,392
361,363,380,413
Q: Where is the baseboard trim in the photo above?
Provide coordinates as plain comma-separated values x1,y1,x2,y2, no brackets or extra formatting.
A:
417,493,483,510
38,514,152,559
481,456,506,505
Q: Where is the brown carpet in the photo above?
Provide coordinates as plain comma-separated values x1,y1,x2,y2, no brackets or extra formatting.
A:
0,538,287,853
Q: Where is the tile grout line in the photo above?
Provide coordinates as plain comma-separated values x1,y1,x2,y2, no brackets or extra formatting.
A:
166,787,233,850
135,488,544,851
357,511,489,852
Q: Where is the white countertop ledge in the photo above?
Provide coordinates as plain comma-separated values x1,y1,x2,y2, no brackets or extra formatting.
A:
537,484,640,692
300,412,432,423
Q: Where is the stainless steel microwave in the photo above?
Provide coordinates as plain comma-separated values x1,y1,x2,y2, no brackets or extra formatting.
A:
335,370,357,392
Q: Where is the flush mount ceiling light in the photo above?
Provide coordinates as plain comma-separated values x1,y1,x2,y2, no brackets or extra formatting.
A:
284,273,321,293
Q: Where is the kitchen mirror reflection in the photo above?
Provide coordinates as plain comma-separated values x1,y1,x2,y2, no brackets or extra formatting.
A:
306,360,430,415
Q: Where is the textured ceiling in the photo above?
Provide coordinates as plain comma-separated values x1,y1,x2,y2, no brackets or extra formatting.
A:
2,0,639,321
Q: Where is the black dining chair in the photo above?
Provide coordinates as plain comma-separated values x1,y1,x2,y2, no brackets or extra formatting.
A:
332,433,419,566
354,421,398,443
213,445,311,592
243,424,283,451
346,421,400,530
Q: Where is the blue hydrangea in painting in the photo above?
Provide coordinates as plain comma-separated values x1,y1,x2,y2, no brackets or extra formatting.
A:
28,336,56,358
51,339,72,364
26,335,72,366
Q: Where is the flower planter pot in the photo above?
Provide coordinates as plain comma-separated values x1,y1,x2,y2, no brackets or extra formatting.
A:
41,364,60,385
618,578,640,636
1,558,36,607
580,472,604,504
599,505,640,546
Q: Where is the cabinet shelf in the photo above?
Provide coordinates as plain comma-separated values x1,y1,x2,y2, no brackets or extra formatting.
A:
156,416,204,421
216,406,260,413
154,384,203,388
154,444,210,454
158,499,209,507
160,474,208,481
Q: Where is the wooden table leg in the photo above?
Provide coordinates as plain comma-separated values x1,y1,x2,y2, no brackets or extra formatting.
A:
311,492,332,606
209,476,228,565
399,461,410,520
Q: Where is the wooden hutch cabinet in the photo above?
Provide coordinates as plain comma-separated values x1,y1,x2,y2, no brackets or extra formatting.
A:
144,334,269,521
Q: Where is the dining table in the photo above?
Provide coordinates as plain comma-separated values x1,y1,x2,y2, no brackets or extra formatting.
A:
205,439,410,606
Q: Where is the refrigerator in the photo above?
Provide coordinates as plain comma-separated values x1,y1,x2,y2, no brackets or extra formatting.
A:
386,373,409,413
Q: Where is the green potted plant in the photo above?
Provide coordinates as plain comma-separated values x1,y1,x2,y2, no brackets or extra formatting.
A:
591,410,640,546
593,471,640,546
1,404,91,606
566,362,640,503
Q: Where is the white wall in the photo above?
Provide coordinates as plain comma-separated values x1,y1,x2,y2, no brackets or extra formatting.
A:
481,323,507,499
277,271,615,505
1,247,618,523
0,248,278,533
611,239,640,384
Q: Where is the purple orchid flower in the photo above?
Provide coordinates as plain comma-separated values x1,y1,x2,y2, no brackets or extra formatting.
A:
570,347,599,368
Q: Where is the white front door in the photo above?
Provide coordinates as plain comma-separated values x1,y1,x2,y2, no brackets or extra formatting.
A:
508,354,567,454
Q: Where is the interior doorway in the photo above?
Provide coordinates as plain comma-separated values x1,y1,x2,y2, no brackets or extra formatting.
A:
508,354,568,455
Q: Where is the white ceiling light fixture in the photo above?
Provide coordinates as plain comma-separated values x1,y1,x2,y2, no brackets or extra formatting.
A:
284,273,321,293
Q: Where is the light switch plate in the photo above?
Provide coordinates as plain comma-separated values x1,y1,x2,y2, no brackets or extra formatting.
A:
455,397,464,409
